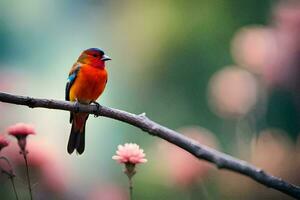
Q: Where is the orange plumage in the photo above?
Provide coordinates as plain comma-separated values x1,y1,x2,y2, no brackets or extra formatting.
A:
69,65,107,103
65,48,111,154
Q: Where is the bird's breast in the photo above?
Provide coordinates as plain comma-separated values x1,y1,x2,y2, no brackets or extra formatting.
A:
70,66,107,104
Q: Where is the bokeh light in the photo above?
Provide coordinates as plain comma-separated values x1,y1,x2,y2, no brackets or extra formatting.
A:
208,66,258,119
231,25,277,75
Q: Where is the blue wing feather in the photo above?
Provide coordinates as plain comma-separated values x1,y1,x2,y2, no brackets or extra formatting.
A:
65,64,81,123
65,65,80,101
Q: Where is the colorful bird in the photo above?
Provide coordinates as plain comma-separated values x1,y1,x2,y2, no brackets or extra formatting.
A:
65,48,111,154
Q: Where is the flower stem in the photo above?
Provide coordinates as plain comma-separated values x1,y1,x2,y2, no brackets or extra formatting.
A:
129,177,133,200
22,152,33,200
9,176,19,200
0,156,19,200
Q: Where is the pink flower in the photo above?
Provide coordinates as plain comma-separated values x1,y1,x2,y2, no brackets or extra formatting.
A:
113,143,147,180
7,123,35,138
0,135,9,151
112,143,147,164
7,123,35,152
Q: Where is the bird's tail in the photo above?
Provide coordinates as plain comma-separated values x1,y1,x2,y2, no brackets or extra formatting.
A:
68,114,88,155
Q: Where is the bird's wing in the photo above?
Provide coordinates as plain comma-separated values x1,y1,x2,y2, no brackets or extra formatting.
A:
66,63,81,123
65,63,81,101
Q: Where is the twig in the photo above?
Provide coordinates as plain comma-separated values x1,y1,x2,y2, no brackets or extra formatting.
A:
0,91,299,199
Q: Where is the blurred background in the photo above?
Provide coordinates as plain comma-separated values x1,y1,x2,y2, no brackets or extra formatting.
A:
0,0,299,199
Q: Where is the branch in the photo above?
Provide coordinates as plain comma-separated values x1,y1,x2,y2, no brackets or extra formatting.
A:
0,92,299,199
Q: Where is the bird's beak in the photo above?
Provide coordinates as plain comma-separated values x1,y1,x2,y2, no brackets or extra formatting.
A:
101,54,112,61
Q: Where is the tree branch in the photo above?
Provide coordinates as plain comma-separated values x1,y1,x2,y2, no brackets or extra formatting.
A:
0,91,299,199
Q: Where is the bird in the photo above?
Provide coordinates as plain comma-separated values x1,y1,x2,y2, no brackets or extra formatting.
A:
65,48,111,154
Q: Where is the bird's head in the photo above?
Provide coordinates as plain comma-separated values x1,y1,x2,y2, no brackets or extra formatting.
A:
78,48,111,68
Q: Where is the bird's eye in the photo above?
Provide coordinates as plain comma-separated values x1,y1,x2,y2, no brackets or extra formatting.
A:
92,54,98,58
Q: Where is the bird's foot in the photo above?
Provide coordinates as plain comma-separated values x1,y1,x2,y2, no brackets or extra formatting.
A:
74,101,80,113
91,101,101,117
